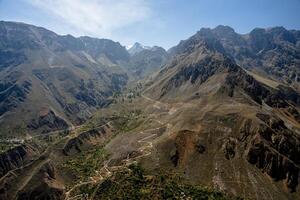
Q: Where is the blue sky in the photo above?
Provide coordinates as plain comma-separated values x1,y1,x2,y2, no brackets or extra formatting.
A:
0,0,300,49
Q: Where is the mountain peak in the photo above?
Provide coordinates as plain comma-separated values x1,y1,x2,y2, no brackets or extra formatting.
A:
212,25,237,38
195,25,236,37
214,25,235,33
127,42,151,55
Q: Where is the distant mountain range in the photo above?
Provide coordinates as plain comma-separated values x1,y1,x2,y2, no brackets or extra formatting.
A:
127,42,152,55
0,21,167,135
1,21,300,200
0,21,128,135
127,44,169,79
169,25,300,89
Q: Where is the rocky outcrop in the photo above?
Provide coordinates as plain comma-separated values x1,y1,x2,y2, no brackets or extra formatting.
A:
17,162,65,200
169,25,300,86
63,123,114,155
160,51,237,97
169,130,198,167
160,39,300,112
222,63,300,109
222,138,236,160
149,37,300,195
0,21,130,135
128,42,151,55
245,27,300,84
0,21,130,63
0,50,26,70
109,73,129,92
28,109,68,133
0,80,31,116
32,68,127,124
79,36,130,63
286,106,300,123
170,149,180,167
247,114,300,192
0,144,39,177
146,25,300,198
128,46,169,78
195,142,206,154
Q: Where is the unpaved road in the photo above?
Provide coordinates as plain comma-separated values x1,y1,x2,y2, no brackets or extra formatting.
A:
65,127,162,200
0,121,113,200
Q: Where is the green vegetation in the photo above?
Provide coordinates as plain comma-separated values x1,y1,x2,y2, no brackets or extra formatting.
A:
112,83,143,104
75,111,108,133
63,147,108,180
112,109,144,133
1,121,28,139
94,164,241,200
0,142,16,153
80,105,144,134
13,122,28,136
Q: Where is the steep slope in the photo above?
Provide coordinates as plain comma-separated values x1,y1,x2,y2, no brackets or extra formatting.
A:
127,42,151,55
143,33,300,199
169,25,300,89
244,27,300,86
1,22,300,200
0,21,129,135
0,144,41,177
128,46,169,78
16,161,65,200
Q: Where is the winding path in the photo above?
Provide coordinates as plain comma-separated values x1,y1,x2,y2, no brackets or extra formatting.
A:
65,126,162,200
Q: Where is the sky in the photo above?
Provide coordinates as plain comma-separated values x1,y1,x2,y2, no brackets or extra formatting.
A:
0,0,300,49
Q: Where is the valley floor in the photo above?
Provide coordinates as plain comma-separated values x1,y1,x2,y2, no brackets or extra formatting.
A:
0,92,299,200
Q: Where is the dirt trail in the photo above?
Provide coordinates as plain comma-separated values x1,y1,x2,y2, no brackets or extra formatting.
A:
65,127,161,200
4,132,71,199
0,121,113,199
2,96,170,200
0,130,68,184
28,125,77,140
12,158,51,196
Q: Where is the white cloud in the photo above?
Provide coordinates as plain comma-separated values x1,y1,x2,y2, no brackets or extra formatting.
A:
27,0,152,38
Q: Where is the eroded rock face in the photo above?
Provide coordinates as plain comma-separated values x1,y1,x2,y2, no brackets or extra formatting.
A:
170,149,180,167
286,107,300,123
28,109,69,133
63,123,114,155
32,68,127,124
169,130,199,167
169,25,300,86
147,25,300,198
196,143,206,154
128,46,169,78
0,144,39,177
0,21,131,135
222,138,236,160
0,80,31,116
247,114,300,192
224,67,300,108
161,54,237,97
162,112,300,195
17,162,65,200
0,50,26,70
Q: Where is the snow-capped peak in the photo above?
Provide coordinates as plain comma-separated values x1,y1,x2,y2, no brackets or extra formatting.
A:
128,42,151,55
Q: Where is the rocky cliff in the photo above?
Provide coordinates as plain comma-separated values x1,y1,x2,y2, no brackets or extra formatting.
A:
17,161,65,200
0,21,130,135
0,144,40,177
63,123,114,155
